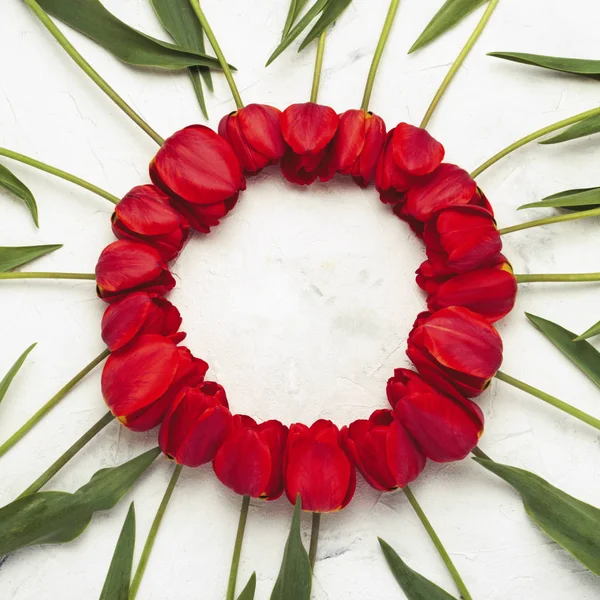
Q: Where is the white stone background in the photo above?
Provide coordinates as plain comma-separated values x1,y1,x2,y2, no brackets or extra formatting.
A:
1,0,600,598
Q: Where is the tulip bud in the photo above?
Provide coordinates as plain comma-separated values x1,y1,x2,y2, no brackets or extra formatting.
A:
387,369,484,461
219,104,285,174
112,185,190,261
95,240,176,303
407,307,503,397
341,410,425,491
284,420,356,512
159,382,232,467
213,415,288,499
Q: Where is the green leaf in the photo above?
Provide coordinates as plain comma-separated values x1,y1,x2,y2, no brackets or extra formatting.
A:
0,163,38,227
526,313,600,389
520,187,600,211
539,114,600,145
99,503,136,600
488,52,600,78
282,0,310,38
0,447,159,555
378,539,458,599
0,343,37,406
299,0,353,51
474,458,600,575
409,0,488,54
270,496,311,600
237,573,257,600
575,319,600,342
36,0,223,70
0,244,62,272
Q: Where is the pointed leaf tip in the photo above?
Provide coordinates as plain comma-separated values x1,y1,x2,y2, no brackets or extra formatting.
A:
237,573,257,600
0,244,63,272
0,163,39,227
0,343,37,405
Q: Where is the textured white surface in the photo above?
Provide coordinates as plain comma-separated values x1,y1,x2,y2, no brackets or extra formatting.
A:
1,0,600,598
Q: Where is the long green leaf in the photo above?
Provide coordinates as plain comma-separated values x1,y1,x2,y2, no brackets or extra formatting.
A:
282,0,310,38
489,52,600,78
520,187,600,211
36,0,223,70
237,573,257,600
575,319,600,342
0,244,62,272
540,114,600,145
0,343,37,406
0,164,38,227
0,447,159,555
299,0,353,51
378,539,458,599
99,503,136,600
409,0,488,54
526,313,600,389
270,496,311,600
474,458,600,575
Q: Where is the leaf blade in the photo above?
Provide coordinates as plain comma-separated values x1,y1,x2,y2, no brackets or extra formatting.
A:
0,343,37,406
299,0,353,51
489,52,600,77
237,573,257,600
0,244,62,272
0,164,39,227
540,114,600,145
520,187,600,210
283,0,310,38
575,320,600,342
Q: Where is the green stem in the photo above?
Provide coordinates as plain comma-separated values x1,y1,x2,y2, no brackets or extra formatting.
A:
129,463,183,600
0,272,96,280
308,512,321,571
499,206,600,235
420,0,499,129
0,148,119,204
23,0,164,146
471,446,491,461
18,411,114,499
188,0,243,109
225,495,251,600
471,105,600,178
0,349,110,459
310,32,327,103
360,0,401,111
515,272,600,283
403,486,473,600
495,371,600,431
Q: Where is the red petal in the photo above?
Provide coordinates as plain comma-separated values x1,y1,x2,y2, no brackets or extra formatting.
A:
101,292,155,351
352,113,386,186
281,103,338,155
392,123,444,176
330,109,366,173
385,418,426,487
238,104,285,159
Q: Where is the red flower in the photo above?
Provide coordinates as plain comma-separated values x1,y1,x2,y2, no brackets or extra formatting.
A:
159,382,232,467
95,240,175,303
150,125,246,233
375,129,416,204
391,123,445,177
101,292,186,352
213,415,288,499
407,307,503,397
102,335,208,431
219,104,285,174
284,420,356,512
387,369,484,461
329,109,386,187
112,185,189,261
341,410,425,491
280,103,339,185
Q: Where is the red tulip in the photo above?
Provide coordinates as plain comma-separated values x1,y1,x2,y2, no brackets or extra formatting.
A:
112,185,189,261
213,415,288,499
101,292,186,351
159,382,232,467
150,125,246,232
375,129,416,205
284,420,356,512
387,369,484,461
219,104,285,174
95,240,175,303
407,307,503,397
391,123,445,177
341,410,425,491
329,109,386,187
102,335,208,431
280,103,339,185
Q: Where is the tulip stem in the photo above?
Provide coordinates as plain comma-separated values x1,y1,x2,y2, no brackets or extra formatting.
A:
310,32,327,103
22,0,164,146
470,105,600,178
308,512,321,571
420,0,499,130
188,0,243,110
0,148,120,205
515,272,600,283
495,371,600,431
0,272,96,280
17,411,115,499
360,0,401,111
0,349,110,459
499,206,600,235
225,494,251,600
471,446,492,461
403,486,473,600
130,463,183,600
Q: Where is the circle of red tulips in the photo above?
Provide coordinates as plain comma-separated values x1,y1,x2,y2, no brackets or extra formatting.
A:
95,102,517,513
